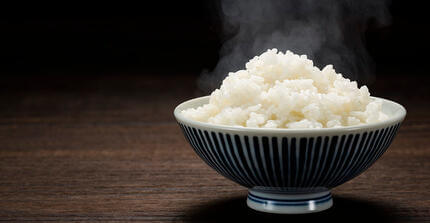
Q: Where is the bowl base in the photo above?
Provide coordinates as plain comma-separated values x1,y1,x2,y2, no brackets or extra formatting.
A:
246,189,333,214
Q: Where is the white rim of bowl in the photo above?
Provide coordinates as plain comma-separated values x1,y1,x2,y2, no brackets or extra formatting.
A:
174,96,406,134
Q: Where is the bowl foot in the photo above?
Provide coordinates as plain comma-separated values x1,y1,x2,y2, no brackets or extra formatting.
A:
246,189,333,214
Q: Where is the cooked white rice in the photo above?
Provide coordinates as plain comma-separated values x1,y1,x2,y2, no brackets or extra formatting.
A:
182,49,387,129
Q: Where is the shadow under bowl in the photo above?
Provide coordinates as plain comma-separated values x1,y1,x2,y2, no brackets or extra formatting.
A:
174,96,406,214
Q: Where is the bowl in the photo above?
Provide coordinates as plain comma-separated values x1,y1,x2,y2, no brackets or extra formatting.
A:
174,96,406,214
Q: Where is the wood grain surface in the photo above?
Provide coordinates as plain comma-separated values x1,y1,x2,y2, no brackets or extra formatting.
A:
0,74,429,222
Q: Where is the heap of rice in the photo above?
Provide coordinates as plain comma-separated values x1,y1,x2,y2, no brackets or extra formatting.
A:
182,49,387,129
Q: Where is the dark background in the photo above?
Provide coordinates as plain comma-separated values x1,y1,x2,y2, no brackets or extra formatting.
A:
0,1,429,78
0,2,429,222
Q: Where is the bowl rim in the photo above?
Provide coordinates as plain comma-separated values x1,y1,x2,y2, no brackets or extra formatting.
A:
174,96,406,134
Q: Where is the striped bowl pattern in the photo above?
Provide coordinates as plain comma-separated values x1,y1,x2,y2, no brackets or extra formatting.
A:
177,122,401,189
174,96,406,213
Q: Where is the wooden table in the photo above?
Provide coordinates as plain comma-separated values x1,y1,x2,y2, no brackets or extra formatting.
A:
0,73,429,222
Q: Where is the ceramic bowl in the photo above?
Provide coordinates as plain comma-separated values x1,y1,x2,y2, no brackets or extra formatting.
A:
174,96,406,214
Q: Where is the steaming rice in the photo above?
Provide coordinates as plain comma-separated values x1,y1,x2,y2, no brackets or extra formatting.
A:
182,49,387,129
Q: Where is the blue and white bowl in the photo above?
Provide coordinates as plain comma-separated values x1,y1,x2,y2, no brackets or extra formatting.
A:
174,96,406,214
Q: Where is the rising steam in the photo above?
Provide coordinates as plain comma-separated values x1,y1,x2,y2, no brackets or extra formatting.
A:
198,0,391,92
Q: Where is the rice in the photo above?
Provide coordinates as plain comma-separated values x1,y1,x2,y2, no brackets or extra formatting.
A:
182,49,388,129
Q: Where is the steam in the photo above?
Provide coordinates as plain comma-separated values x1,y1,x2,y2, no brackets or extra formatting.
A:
198,0,391,92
